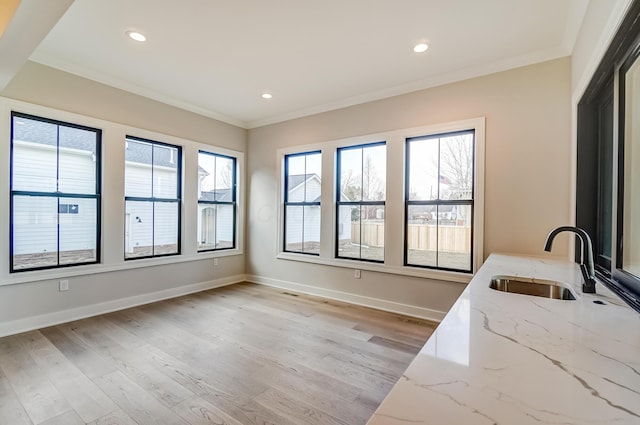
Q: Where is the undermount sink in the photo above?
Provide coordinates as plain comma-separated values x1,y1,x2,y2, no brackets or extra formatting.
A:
489,275,576,300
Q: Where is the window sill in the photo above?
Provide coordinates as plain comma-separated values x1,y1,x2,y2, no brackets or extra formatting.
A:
276,252,472,284
1,249,243,287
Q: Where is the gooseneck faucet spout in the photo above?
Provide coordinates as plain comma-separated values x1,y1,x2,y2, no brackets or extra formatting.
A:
544,226,597,294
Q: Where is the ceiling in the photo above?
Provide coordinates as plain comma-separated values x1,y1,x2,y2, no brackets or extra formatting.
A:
2,0,589,129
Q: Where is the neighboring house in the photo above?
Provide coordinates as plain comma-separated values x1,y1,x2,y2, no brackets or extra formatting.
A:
196,168,234,249
124,139,179,254
285,174,322,250
12,120,98,257
12,118,182,257
284,173,352,249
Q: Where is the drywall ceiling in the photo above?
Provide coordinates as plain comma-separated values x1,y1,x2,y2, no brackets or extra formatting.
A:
12,0,588,128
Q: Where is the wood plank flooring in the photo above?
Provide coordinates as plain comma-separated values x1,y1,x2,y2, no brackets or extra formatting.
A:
0,282,437,425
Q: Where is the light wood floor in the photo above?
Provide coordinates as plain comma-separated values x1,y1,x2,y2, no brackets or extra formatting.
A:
0,282,437,425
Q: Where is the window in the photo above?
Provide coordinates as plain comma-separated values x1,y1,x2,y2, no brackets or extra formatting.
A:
124,136,181,259
283,151,321,255
198,151,237,251
336,142,386,262
405,131,474,272
616,43,640,294
277,119,483,280
10,112,101,271
577,1,640,313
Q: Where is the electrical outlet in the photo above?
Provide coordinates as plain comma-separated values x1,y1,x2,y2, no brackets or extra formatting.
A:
354,269,361,279
59,279,69,291
213,258,219,266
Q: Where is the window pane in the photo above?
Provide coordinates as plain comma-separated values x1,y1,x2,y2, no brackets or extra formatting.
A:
60,197,97,265
408,138,439,201
199,153,235,202
285,205,321,254
214,204,234,249
304,153,321,202
125,200,153,258
339,148,362,201
58,126,98,194
440,134,473,200
153,144,178,198
303,205,320,254
12,116,57,192
437,204,472,271
285,205,303,252
199,206,215,249
337,205,360,258
362,145,386,201
12,195,58,270
287,155,305,202
215,156,234,196
154,202,179,255
125,139,152,197
623,58,640,278
198,204,234,250
406,204,471,271
407,205,437,267
361,205,385,261
337,204,384,261
198,152,214,201
287,153,321,203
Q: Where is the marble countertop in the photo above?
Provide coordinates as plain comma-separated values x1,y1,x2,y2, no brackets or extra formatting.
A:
367,253,640,425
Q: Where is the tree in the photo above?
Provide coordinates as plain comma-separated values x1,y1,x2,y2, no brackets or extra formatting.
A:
217,161,234,190
439,135,473,224
362,154,384,202
340,151,385,220
440,135,473,198
340,168,360,201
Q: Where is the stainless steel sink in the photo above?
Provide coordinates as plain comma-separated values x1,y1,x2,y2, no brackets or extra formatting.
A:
489,275,576,300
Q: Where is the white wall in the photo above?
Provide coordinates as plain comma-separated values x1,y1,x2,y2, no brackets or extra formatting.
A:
571,0,633,101
0,62,247,336
247,58,572,320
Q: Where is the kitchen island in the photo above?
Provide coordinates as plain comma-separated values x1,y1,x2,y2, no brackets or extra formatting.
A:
367,254,640,424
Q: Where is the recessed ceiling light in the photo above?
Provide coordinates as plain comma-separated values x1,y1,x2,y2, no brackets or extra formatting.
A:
261,93,273,99
126,31,147,42
413,43,429,53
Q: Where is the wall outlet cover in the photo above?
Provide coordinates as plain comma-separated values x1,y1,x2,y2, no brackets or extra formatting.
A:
59,280,69,291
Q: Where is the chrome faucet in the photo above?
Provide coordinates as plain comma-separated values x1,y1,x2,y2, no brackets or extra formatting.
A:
544,226,597,294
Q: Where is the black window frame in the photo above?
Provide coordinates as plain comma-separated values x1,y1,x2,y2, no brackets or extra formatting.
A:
404,130,475,273
124,135,182,260
283,150,322,255
335,141,386,263
577,0,640,313
10,111,102,273
197,150,237,252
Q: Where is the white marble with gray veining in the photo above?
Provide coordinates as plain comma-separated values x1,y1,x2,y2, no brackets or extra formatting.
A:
367,253,640,425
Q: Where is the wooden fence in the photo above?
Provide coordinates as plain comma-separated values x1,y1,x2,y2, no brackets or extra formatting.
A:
352,222,471,253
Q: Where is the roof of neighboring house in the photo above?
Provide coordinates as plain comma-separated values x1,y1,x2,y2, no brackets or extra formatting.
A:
125,138,177,168
287,173,321,202
287,173,319,189
200,188,233,202
13,115,97,152
13,115,177,168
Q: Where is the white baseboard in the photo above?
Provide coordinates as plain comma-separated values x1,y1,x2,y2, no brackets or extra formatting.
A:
0,274,246,338
246,274,446,323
